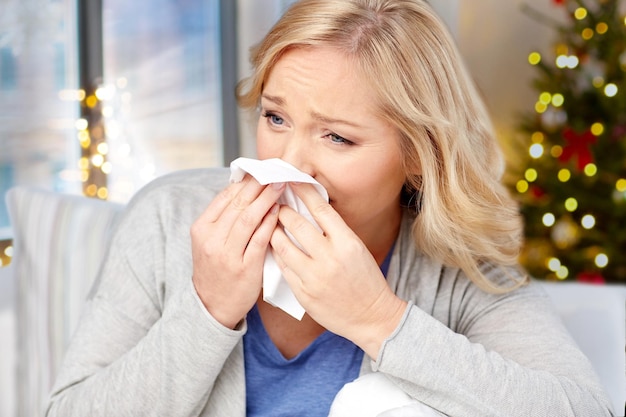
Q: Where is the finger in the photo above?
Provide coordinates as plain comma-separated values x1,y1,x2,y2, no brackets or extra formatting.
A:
270,226,310,284
275,205,326,256
290,182,351,236
224,181,286,254
196,178,249,225
243,203,280,263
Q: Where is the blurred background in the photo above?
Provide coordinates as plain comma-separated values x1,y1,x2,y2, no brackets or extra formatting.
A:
1,1,625,415
0,0,567,230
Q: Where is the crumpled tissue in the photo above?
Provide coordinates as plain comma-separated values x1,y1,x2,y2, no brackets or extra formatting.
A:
229,157,329,320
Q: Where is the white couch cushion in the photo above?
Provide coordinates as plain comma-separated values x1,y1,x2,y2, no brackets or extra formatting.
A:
6,187,124,417
541,281,626,414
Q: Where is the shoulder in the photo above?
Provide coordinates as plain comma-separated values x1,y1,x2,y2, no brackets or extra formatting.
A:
128,167,230,206
124,167,229,217
109,167,230,249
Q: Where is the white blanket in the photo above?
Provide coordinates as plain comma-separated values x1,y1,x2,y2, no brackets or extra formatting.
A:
329,373,445,417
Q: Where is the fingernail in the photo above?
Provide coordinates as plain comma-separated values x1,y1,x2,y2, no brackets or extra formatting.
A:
272,182,285,190
271,204,279,214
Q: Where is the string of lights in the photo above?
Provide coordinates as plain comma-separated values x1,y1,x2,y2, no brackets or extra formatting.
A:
510,0,626,283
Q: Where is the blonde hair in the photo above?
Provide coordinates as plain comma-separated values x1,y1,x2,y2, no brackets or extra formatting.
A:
237,0,526,293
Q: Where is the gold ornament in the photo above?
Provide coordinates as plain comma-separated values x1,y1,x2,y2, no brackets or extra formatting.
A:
551,215,580,249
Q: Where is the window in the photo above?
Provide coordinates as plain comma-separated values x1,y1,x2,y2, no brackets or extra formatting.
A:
101,0,224,201
0,0,295,239
0,0,79,236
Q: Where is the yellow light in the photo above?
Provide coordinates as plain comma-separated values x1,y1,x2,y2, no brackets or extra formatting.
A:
58,89,85,101
525,168,538,182
516,180,529,193
556,55,579,69
75,118,88,131
531,132,544,143
86,95,98,108
529,143,544,159
543,213,556,227
567,56,579,68
96,86,115,101
555,44,569,55
591,122,604,136
535,102,548,113
86,184,98,196
556,265,569,279
547,257,561,271
78,131,90,148
565,197,578,212
616,178,626,192
558,168,571,182
582,28,594,40
596,22,608,34
574,7,588,20
91,154,104,167
595,253,609,268
581,214,595,229
551,94,564,107
551,145,563,158
4,246,13,257
97,187,109,200
539,92,552,104
80,171,89,182
528,52,542,65
78,157,89,170
101,161,113,174
592,76,605,88
584,163,597,177
604,83,618,97
97,142,109,155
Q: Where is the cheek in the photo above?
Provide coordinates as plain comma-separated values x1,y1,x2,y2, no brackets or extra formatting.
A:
337,163,405,207
255,121,277,160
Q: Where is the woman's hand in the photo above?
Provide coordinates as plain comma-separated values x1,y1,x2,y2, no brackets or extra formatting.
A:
269,183,407,358
191,176,285,329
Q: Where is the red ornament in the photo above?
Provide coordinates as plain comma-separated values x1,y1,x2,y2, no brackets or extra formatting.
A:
530,185,546,199
576,271,605,285
552,0,565,4
559,127,596,171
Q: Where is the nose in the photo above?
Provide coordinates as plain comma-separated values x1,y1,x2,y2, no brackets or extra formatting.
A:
279,136,315,177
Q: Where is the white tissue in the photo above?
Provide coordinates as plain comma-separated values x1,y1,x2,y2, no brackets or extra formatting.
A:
328,373,445,417
229,157,329,320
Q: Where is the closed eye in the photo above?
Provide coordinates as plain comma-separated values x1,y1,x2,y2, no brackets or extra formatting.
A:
325,132,354,146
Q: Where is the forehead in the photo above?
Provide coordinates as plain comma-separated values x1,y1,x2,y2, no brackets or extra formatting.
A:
264,46,381,115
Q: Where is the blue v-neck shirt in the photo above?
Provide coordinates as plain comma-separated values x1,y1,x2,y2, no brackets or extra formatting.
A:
244,246,394,416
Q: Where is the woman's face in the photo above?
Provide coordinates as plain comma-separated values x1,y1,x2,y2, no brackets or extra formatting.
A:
256,46,406,250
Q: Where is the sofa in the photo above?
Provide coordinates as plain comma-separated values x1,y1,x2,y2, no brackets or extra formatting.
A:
2,181,625,416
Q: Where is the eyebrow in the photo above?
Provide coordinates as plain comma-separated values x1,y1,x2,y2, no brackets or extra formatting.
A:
261,93,362,128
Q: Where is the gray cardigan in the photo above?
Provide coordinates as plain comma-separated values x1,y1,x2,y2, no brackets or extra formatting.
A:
46,168,614,417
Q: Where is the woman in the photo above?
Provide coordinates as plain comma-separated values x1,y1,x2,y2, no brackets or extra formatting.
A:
47,0,614,416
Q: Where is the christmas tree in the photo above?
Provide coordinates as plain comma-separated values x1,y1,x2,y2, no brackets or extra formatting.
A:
510,0,626,284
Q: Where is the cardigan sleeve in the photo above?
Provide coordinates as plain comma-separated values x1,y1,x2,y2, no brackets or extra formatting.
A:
373,275,615,417
46,170,245,417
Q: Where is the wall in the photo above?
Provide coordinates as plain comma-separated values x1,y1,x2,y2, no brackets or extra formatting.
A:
455,0,566,155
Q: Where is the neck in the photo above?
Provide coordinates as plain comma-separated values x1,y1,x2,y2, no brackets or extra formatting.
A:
365,210,402,266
